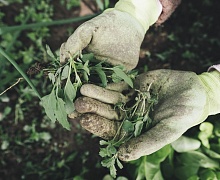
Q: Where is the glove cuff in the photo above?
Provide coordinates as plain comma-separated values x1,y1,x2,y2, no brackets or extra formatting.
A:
112,0,162,33
199,71,220,115
208,64,220,72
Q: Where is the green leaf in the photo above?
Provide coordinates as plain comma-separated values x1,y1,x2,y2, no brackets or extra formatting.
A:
174,166,199,180
101,158,114,168
145,162,163,180
48,73,55,84
199,169,219,180
133,155,165,180
112,72,122,83
216,171,220,180
46,44,56,61
116,158,123,169
55,98,70,130
187,175,199,180
64,79,76,101
198,122,214,148
82,60,90,82
81,53,94,62
94,67,107,87
122,120,134,133
61,65,70,80
214,121,220,137
64,78,76,114
116,177,128,180
110,164,117,178
96,0,104,10
100,140,108,145
132,156,147,180
65,99,75,115
147,145,171,164
178,151,219,169
41,90,57,123
134,121,144,137
107,145,117,155
83,60,90,75
199,122,214,137
1,140,9,150
104,0,109,9
112,67,133,88
55,67,62,77
210,144,220,154
202,146,220,159
171,136,201,152
99,148,108,158
82,71,89,82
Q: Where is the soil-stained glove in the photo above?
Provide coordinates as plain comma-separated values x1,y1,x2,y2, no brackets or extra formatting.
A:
73,69,220,161
156,0,181,25
60,0,162,70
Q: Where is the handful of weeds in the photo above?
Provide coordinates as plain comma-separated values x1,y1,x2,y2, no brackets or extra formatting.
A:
42,46,158,178
99,88,158,178
42,45,136,130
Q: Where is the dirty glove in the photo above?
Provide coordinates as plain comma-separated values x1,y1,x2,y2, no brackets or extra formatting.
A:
73,69,220,161
156,0,181,25
60,0,162,70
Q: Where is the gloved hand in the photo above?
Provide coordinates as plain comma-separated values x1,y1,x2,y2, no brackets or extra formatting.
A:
156,0,181,25
60,0,162,70
72,69,220,161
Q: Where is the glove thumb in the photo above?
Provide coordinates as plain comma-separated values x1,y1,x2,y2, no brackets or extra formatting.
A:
60,22,94,63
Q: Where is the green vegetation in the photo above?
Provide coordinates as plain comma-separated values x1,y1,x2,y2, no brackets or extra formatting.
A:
100,87,158,178
0,0,220,179
41,49,135,131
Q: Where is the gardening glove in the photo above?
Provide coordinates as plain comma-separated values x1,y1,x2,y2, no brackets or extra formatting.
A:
156,0,181,25
73,69,220,161
60,0,162,70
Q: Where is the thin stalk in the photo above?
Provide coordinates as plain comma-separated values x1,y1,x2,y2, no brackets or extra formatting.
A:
69,53,82,86
0,47,41,100
0,14,99,35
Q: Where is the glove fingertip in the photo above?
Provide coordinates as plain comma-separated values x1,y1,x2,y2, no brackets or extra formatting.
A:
60,42,68,64
118,144,137,162
68,111,81,119
80,114,118,140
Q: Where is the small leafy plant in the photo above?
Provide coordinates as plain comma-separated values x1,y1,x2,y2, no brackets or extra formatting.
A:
41,46,135,130
99,86,158,178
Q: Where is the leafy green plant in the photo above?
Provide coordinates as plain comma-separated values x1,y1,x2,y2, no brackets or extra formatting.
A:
128,145,172,180
99,88,158,178
125,117,220,180
42,46,135,130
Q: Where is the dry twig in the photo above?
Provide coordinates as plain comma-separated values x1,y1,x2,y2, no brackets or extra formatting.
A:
0,78,23,96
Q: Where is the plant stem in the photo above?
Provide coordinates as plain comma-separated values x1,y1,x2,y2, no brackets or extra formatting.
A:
0,14,99,35
0,47,42,100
